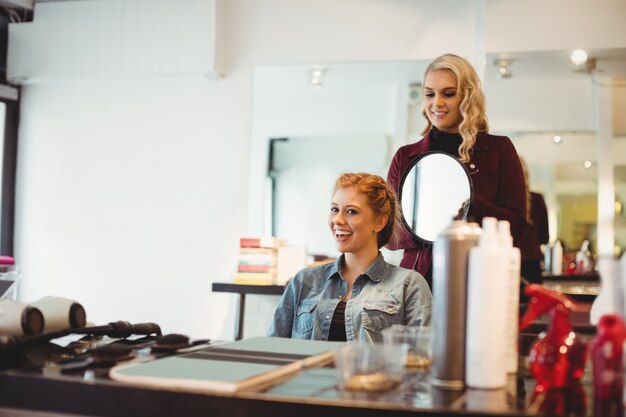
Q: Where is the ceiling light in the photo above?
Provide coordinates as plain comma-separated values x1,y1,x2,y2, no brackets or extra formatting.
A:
553,135,562,144
570,49,588,66
494,59,512,79
309,67,326,89
570,49,597,73
584,160,592,169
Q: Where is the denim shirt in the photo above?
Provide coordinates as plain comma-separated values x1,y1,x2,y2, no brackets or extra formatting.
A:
267,253,432,343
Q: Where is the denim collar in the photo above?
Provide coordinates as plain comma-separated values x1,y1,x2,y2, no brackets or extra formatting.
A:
331,252,386,283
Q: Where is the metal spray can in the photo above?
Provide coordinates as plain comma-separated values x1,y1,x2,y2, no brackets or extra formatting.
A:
431,220,481,389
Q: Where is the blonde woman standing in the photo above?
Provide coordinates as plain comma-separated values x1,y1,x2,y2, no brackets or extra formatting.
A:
387,53,528,288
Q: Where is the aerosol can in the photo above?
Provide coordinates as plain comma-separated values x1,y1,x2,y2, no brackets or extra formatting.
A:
431,219,481,389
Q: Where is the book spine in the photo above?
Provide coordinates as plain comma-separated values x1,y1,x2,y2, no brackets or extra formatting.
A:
240,237,285,249
238,247,276,255
237,265,277,273
237,254,277,263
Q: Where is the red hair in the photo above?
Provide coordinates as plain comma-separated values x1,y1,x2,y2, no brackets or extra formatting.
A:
334,173,400,248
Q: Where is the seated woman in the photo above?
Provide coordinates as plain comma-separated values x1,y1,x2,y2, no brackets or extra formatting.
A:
268,172,432,342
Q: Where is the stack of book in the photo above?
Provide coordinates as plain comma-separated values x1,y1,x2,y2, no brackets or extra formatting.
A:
234,237,286,285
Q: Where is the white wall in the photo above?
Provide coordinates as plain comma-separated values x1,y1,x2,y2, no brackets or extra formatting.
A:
230,0,484,65
8,0,225,81
485,0,626,53
11,0,626,339
16,77,250,338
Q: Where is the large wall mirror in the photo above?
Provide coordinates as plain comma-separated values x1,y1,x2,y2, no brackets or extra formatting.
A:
484,49,626,256
249,49,626,261
250,61,429,260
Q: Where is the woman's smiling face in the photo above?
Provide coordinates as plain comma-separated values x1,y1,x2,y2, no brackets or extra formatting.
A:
423,69,463,133
328,186,385,255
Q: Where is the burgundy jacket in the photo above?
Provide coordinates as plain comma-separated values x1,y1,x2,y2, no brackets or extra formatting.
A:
387,130,528,276
518,192,549,262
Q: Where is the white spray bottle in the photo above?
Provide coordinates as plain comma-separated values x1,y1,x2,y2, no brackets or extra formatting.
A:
466,217,509,389
551,240,563,275
497,220,521,374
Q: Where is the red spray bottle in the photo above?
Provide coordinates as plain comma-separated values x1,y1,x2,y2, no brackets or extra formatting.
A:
520,284,588,392
590,314,626,417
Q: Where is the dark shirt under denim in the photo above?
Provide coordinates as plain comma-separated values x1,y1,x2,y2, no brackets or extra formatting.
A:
267,253,432,343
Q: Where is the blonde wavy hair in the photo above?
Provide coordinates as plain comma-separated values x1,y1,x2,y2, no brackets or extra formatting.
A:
421,54,489,163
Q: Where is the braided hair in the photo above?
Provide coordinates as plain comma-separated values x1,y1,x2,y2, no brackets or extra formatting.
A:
334,173,401,248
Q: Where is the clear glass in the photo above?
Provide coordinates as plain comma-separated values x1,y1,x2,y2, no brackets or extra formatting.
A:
0,264,19,301
382,325,432,370
334,343,407,392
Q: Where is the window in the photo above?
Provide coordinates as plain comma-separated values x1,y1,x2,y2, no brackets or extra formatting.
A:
0,85,18,255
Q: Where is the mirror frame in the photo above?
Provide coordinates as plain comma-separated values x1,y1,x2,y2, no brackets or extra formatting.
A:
397,151,474,244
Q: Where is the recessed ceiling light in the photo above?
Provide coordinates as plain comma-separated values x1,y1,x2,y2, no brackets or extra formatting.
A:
553,135,562,144
570,49,588,66
494,59,512,79
584,160,592,169
309,68,326,89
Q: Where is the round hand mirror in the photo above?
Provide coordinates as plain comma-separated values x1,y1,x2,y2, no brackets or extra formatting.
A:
398,152,473,243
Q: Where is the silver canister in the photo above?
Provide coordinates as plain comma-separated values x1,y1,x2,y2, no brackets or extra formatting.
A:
431,220,481,389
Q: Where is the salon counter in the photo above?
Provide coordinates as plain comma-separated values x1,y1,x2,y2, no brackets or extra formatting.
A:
540,273,599,305
0,365,569,417
0,342,597,417
0,288,602,417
